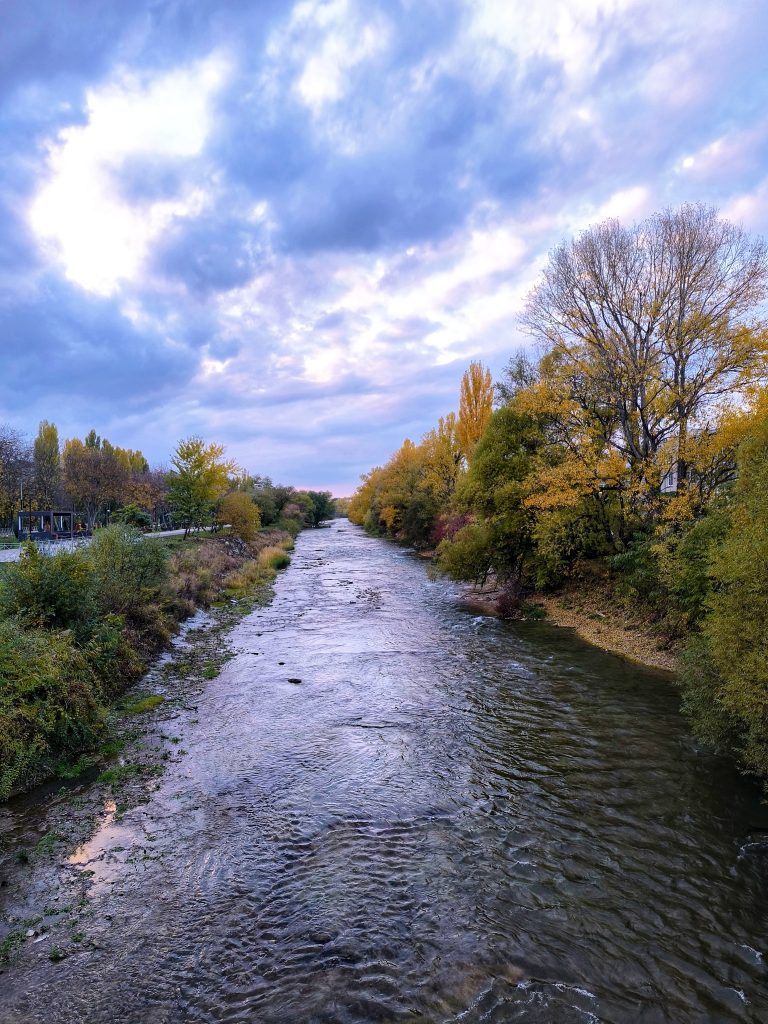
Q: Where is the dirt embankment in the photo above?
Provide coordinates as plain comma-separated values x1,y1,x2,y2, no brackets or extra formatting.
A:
459,575,678,675
535,587,678,674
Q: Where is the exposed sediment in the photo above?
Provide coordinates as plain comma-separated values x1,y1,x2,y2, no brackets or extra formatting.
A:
458,578,678,674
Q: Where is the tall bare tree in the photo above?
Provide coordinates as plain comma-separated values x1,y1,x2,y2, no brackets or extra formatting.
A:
523,204,768,490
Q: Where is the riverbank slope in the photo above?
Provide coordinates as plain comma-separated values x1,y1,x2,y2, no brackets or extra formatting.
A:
458,575,677,674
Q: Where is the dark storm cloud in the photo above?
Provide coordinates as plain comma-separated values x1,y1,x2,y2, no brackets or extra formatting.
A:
0,279,193,413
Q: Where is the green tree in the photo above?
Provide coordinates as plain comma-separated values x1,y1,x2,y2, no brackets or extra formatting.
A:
33,421,60,506
167,438,235,536
438,405,545,594
682,409,768,777
302,490,336,527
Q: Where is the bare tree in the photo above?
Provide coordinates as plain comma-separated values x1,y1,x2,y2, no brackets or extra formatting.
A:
522,204,768,490
0,424,31,529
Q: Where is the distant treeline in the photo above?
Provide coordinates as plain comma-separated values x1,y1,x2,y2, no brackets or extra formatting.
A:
0,425,335,535
349,204,768,788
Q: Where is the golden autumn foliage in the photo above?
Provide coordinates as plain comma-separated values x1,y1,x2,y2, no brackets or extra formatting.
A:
219,490,261,543
349,205,768,789
456,361,493,463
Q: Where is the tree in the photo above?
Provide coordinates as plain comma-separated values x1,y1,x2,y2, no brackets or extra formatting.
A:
241,475,279,525
522,204,768,500
167,437,235,536
495,350,538,406
33,421,60,506
0,425,30,528
457,361,493,463
62,439,103,529
302,490,336,527
62,433,135,528
219,491,260,543
681,398,768,778
421,413,463,505
438,405,546,593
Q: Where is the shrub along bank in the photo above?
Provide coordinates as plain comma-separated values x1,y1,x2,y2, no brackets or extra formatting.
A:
0,525,294,800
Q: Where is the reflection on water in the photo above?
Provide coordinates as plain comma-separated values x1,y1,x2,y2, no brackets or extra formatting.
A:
67,800,120,885
2,523,768,1023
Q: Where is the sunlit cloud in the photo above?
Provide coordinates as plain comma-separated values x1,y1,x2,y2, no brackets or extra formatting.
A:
29,54,228,294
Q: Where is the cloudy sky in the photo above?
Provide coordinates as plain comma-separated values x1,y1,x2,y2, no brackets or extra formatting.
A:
2,0,768,492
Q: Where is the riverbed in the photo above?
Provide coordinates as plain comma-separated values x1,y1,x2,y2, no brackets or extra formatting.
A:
1,523,767,1023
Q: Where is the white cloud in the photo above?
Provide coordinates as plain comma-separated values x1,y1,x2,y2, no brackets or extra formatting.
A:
264,0,390,117
721,179,768,232
677,120,768,181
470,0,639,84
29,54,228,295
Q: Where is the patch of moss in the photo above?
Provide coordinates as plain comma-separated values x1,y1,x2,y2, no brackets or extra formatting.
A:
0,931,25,963
55,753,98,779
123,694,165,715
96,763,142,785
35,831,63,855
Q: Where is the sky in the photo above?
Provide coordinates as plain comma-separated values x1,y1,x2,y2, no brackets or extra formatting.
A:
2,0,768,494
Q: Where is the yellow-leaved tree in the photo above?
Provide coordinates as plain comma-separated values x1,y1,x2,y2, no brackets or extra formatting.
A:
456,361,493,464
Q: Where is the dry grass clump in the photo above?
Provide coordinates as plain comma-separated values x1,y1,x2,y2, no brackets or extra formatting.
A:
168,532,295,606
224,539,294,597
168,541,242,606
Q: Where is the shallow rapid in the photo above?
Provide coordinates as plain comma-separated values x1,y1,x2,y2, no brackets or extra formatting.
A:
2,523,768,1023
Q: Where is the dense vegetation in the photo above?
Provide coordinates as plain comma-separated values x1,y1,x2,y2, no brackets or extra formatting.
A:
350,204,768,787
0,425,337,799
0,525,297,800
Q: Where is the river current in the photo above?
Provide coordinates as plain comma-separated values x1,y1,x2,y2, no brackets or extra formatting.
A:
2,523,768,1022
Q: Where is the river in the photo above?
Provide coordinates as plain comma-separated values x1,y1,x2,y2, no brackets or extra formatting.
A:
1,523,767,1023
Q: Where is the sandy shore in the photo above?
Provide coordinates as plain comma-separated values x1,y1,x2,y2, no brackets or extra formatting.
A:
536,593,678,674
458,580,678,675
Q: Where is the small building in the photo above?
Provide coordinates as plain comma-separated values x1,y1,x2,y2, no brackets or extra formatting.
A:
660,465,678,495
15,510,79,541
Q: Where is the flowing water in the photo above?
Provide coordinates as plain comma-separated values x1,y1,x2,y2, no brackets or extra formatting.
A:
2,524,768,1023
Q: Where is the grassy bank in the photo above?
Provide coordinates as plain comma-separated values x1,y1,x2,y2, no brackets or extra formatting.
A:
0,526,295,800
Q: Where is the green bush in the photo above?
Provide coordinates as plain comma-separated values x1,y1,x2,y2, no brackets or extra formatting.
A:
0,620,107,799
0,543,96,639
660,507,730,627
437,523,494,583
89,526,169,621
610,538,664,609
679,415,768,783
531,505,611,590
679,634,742,754
110,504,152,531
